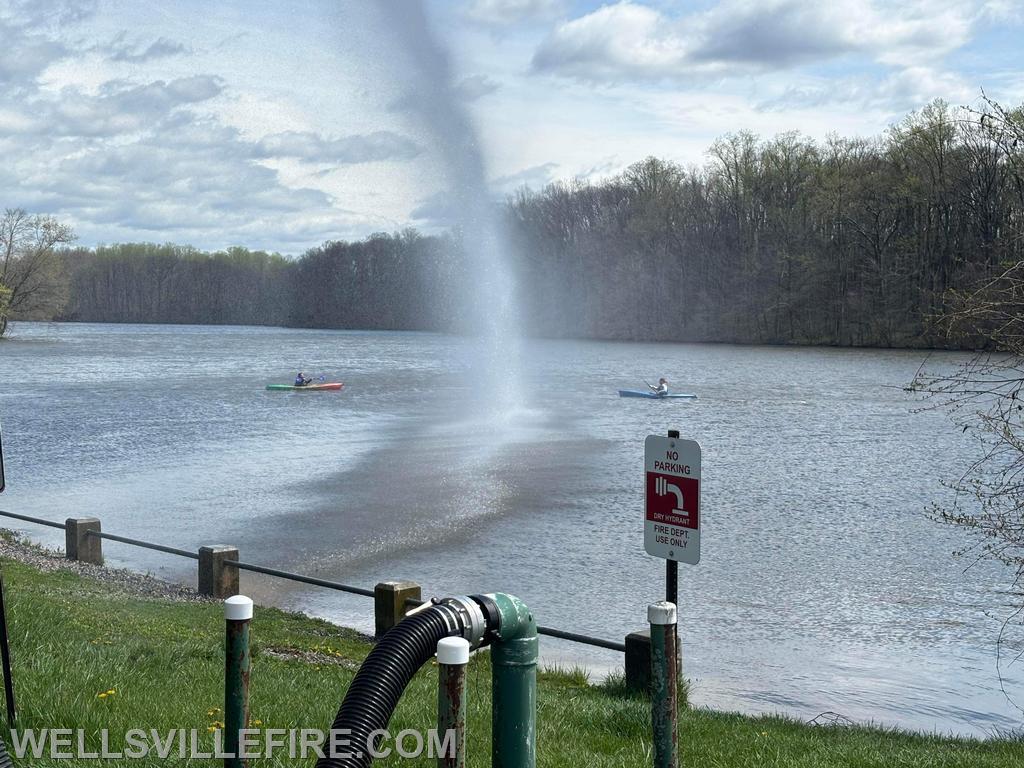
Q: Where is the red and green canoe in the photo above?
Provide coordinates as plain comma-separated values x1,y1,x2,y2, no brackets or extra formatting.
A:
266,382,344,391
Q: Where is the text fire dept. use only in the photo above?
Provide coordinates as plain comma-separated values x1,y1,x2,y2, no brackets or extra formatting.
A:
644,434,700,564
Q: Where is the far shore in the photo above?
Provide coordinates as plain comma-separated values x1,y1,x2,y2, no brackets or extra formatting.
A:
4,318,981,355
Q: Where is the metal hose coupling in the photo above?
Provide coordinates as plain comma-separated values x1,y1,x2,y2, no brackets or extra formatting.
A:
433,596,488,649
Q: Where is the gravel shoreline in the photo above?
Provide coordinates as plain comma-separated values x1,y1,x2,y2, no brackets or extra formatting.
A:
0,529,212,603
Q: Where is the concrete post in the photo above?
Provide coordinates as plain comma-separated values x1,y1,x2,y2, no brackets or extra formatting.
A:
65,518,102,565
374,580,421,638
625,630,652,694
199,546,239,599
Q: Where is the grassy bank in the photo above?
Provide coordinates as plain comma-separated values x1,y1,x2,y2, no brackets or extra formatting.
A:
0,555,1019,766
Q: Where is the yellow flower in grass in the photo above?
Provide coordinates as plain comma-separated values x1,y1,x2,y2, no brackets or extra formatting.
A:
97,689,116,699
207,708,221,717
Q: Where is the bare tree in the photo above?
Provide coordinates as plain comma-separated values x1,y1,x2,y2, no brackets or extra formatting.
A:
913,263,1024,569
908,96,1024,713
0,208,76,336
911,97,1024,577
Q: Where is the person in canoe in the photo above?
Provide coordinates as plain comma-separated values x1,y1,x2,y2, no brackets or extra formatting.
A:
294,371,312,387
648,378,669,397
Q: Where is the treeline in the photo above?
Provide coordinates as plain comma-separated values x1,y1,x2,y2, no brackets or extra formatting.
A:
508,100,1024,346
57,99,1024,347
61,233,462,331
62,244,291,326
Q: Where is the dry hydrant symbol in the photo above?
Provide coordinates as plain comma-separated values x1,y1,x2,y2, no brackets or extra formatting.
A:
654,475,686,515
645,471,699,530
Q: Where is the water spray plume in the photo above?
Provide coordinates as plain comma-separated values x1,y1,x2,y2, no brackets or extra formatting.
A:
375,0,523,418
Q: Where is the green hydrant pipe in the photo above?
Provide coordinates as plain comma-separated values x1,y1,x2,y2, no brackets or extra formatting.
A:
224,595,253,768
649,601,678,768
437,636,470,768
487,593,538,768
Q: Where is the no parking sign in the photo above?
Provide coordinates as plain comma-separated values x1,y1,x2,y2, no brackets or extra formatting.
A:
644,434,700,564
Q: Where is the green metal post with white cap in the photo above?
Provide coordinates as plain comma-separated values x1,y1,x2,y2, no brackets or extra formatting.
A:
489,592,537,768
437,636,469,768
649,601,678,768
224,595,252,768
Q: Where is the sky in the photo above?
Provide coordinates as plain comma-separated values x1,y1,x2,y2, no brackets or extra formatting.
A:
2,0,1023,253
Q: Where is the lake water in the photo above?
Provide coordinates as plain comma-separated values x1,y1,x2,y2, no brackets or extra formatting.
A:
0,321,1020,737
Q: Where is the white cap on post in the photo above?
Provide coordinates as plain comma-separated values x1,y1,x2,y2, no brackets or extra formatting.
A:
436,636,471,666
648,601,677,626
224,594,254,621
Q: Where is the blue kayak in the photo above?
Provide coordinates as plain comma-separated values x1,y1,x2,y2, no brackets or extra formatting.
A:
619,390,697,399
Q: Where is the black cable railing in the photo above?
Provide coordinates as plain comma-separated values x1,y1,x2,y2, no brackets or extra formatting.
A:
224,559,374,598
0,510,65,530
536,625,627,653
86,529,199,560
0,509,625,654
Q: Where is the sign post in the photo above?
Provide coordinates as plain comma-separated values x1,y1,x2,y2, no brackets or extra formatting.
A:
644,430,699,768
644,430,701,604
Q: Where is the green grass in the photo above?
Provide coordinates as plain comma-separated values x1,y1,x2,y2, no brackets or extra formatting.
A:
0,558,1020,766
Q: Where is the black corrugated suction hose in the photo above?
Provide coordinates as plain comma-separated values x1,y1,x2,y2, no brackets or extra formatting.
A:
315,606,457,768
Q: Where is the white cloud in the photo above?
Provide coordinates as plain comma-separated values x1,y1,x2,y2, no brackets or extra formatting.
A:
697,0,971,69
410,162,558,224
576,156,623,182
532,0,980,82
13,76,225,137
254,130,421,164
0,109,384,249
492,161,560,192
0,19,69,86
980,0,1024,23
454,74,501,101
759,67,977,112
532,3,685,82
2,0,96,26
465,0,564,25
107,33,190,63
409,190,460,227
0,6,425,251
3,99,422,248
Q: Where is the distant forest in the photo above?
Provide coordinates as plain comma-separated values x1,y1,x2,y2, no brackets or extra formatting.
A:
56,100,1024,348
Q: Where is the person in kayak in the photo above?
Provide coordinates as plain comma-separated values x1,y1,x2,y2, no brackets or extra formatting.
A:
649,378,669,397
294,372,312,387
